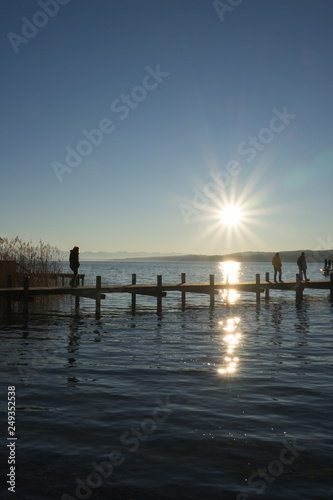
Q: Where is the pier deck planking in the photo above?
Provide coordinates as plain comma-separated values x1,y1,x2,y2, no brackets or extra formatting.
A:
0,279,331,298
1,273,332,317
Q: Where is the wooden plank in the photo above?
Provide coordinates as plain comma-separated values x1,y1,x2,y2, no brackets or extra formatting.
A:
265,272,270,300
296,274,303,302
157,275,162,314
210,274,215,308
75,295,80,316
181,273,186,310
23,277,29,314
1,267,332,321
7,275,12,314
132,290,167,297
256,274,261,304
78,292,106,300
96,275,101,318
131,274,136,312
178,284,219,295
0,280,331,302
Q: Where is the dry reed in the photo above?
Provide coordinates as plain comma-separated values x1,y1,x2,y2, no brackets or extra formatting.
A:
0,236,63,287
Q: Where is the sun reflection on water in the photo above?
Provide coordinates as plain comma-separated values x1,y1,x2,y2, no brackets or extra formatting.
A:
219,261,240,304
218,317,241,375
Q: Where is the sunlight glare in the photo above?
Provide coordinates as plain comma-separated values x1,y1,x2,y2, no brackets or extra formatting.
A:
220,205,242,226
219,262,240,304
218,317,241,376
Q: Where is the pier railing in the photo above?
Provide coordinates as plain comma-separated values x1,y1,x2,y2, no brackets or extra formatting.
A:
1,272,332,318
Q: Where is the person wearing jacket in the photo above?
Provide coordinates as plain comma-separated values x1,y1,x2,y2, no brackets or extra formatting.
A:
69,246,80,287
297,252,309,282
272,252,282,282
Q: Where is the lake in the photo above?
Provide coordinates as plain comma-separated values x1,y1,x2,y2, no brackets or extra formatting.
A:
1,261,333,500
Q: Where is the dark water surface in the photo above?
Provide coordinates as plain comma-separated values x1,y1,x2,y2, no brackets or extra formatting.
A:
1,262,333,499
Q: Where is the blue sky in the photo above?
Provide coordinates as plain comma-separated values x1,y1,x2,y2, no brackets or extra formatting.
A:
1,0,333,256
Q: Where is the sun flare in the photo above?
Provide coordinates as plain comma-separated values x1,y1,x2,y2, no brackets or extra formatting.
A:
220,205,242,226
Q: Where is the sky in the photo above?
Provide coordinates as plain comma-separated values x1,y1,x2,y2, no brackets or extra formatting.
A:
1,0,333,256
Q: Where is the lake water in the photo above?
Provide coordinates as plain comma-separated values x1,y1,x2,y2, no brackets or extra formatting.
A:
1,261,333,500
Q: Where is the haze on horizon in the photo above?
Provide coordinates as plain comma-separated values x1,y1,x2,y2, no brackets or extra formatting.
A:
1,0,332,257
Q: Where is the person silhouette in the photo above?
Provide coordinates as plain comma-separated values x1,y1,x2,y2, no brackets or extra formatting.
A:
272,252,282,282
297,252,309,282
69,246,80,287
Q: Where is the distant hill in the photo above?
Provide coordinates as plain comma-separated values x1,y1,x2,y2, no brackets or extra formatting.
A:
74,249,333,263
111,249,333,263
79,250,185,260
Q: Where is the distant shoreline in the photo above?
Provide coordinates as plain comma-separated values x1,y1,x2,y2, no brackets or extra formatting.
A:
78,249,333,264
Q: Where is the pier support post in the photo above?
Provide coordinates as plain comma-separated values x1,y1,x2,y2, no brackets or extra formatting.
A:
131,274,136,313
210,274,215,309
23,276,29,314
265,272,270,300
95,275,101,319
330,273,333,302
157,275,162,315
7,275,12,314
256,274,261,305
75,294,80,316
296,273,303,302
181,273,186,311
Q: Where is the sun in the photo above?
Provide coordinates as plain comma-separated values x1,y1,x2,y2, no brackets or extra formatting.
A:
220,205,242,226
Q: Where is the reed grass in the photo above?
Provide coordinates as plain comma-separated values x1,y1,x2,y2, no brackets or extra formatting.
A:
0,236,63,287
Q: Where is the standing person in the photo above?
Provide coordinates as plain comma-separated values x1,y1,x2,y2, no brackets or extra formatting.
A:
272,252,282,282
328,258,332,269
324,258,328,269
297,252,309,282
69,246,80,287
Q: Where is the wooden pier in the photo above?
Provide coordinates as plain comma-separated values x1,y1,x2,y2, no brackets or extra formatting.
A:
1,272,333,318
